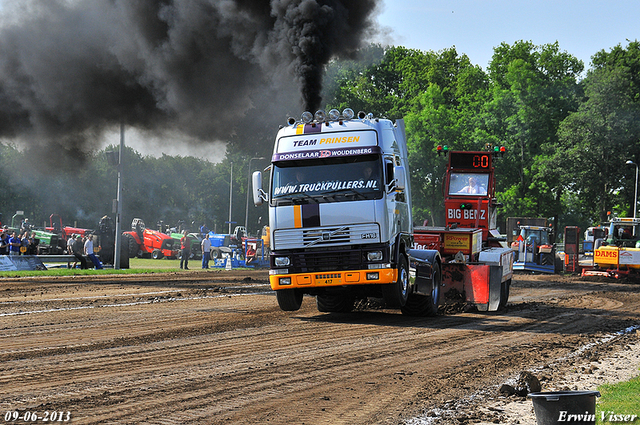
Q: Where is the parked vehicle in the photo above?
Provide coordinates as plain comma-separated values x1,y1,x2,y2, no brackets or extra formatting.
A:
510,225,557,273
586,216,640,279
9,211,64,255
123,218,179,259
171,232,202,260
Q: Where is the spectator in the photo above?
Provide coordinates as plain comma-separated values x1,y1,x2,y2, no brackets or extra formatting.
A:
180,230,190,270
0,232,9,255
73,235,88,269
67,235,76,268
245,243,256,265
20,218,31,233
200,223,210,239
84,235,103,269
8,231,21,255
19,231,30,255
27,231,39,255
201,235,211,269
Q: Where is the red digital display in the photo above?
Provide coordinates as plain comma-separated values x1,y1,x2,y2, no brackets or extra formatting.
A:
449,152,491,169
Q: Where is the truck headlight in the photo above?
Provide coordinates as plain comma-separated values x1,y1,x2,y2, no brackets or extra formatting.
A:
279,277,292,285
367,251,383,262
274,256,290,267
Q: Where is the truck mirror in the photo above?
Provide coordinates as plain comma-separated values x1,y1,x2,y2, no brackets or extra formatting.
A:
252,171,266,206
394,166,406,191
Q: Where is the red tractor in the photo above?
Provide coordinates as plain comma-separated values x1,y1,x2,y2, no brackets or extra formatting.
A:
123,218,179,259
46,213,93,241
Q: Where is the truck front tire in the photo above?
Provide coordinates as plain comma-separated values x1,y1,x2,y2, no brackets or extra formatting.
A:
276,289,303,311
317,293,355,313
382,254,409,308
401,262,441,316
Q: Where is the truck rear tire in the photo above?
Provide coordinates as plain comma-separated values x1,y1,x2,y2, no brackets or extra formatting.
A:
401,262,441,316
382,254,409,308
317,293,355,313
276,289,303,311
499,278,511,309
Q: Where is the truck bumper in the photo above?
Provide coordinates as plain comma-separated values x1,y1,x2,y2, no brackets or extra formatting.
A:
269,268,397,290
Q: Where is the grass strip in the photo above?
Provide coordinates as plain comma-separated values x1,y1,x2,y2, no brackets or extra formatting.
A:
597,373,640,423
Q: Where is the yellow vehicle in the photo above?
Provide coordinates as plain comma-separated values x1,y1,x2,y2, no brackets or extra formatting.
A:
589,217,640,278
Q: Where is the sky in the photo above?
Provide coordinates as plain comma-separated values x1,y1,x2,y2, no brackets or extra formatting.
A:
375,0,640,71
1,1,638,163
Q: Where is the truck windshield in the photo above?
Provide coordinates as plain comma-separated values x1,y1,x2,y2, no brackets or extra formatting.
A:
449,173,489,196
271,154,383,205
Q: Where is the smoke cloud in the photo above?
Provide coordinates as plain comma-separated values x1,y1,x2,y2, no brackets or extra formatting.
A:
0,0,380,161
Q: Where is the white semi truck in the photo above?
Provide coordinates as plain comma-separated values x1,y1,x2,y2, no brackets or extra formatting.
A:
253,109,442,314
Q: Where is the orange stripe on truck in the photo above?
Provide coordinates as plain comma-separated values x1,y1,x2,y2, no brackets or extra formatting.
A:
294,205,302,228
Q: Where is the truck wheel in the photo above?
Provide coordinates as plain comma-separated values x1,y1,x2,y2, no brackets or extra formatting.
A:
151,249,164,259
317,293,355,313
382,254,409,308
211,249,221,259
401,262,441,316
499,279,511,309
276,289,303,311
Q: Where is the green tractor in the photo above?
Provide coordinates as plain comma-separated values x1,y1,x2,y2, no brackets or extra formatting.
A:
9,211,65,255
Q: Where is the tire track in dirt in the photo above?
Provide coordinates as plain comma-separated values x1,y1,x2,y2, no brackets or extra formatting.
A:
0,273,639,424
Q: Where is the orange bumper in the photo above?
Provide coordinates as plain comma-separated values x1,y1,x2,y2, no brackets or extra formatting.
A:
270,268,396,290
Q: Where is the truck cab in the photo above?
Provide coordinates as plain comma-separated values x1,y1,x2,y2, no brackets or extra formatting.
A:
605,217,640,248
593,217,640,274
253,109,416,312
442,150,504,246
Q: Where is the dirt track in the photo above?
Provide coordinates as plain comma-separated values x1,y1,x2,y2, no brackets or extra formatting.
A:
1,270,639,424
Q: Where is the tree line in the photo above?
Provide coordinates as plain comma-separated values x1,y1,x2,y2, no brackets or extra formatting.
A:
1,40,639,237
325,40,640,234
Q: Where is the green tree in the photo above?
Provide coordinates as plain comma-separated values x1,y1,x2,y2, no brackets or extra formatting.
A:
326,45,490,224
556,67,640,223
485,41,583,229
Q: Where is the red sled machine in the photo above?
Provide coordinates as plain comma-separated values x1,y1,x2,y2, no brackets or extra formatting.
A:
413,147,514,311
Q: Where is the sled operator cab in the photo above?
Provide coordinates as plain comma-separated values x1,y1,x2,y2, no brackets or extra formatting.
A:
442,148,503,246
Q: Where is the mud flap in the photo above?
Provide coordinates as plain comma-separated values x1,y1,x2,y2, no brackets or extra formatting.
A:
441,263,503,312
485,266,503,312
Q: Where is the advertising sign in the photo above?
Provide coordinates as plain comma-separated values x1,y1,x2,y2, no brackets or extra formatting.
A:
276,130,377,154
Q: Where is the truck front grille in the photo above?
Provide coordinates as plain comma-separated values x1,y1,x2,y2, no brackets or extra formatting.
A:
273,223,380,250
291,249,362,272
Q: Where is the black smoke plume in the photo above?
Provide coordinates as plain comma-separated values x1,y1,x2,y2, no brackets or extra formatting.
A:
0,0,380,162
